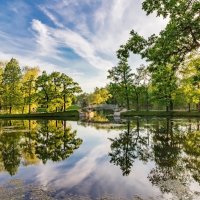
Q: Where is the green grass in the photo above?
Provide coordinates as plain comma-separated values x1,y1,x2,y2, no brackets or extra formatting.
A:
66,105,80,110
0,110,79,120
36,107,47,113
121,110,200,118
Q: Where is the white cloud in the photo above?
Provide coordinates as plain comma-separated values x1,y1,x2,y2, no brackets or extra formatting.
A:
0,0,168,92
40,0,167,70
31,19,113,71
38,6,65,28
32,19,59,56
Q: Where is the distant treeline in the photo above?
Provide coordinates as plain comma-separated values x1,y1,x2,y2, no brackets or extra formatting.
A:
106,53,200,112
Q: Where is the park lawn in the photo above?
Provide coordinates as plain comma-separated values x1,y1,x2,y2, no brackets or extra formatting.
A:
0,110,79,120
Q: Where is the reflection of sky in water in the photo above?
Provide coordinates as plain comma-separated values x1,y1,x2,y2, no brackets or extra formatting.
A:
0,120,200,199
34,124,161,199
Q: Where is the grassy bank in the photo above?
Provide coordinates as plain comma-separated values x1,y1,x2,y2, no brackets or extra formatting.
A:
121,110,200,118
0,110,79,120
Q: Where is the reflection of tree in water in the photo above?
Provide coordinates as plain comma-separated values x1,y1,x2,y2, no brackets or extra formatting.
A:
35,120,82,164
109,118,200,198
183,130,200,184
109,119,150,176
0,128,21,176
21,120,39,166
148,119,199,199
0,120,82,175
151,120,183,168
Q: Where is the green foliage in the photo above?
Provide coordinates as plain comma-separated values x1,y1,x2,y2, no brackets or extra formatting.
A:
112,0,200,112
76,93,90,108
2,58,22,113
107,57,133,109
180,53,200,110
0,119,82,174
118,0,200,67
0,58,81,114
21,67,40,113
35,71,82,112
89,87,111,105
151,64,178,111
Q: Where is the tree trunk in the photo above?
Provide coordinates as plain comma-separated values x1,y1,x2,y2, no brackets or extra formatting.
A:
29,104,31,114
9,106,12,114
63,84,66,112
188,103,191,112
146,89,149,111
125,86,130,110
64,95,66,112
22,106,24,114
136,94,139,111
197,120,199,131
198,102,200,112
169,99,173,111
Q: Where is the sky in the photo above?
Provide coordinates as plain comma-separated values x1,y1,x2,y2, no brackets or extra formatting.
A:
0,0,167,92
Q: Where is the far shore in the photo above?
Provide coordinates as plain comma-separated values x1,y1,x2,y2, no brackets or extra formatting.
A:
121,110,200,118
0,110,200,120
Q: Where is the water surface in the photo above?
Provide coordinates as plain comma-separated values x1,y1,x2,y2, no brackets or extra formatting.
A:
0,117,199,200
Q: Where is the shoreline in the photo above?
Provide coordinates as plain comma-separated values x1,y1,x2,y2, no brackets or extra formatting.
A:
0,110,79,120
121,110,200,118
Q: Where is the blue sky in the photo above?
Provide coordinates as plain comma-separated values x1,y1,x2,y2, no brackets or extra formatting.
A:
0,0,167,92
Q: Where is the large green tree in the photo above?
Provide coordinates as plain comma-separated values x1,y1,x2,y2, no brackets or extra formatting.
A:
60,73,82,111
107,57,133,110
36,71,81,112
118,0,200,67
150,64,178,111
21,67,40,113
2,58,22,114
35,71,53,110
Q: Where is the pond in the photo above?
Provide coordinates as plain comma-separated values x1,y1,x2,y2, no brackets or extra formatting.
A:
0,117,199,200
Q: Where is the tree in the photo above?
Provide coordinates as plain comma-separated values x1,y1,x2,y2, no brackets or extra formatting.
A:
118,0,200,68
48,71,64,112
150,64,178,111
35,71,53,110
179,53,200,111
89,87,111,105
107,57,133,110
21,67,40,113
2,58,22,114
76,93,90,108
132,66,150,111
60,73,82,111
36,71,82,112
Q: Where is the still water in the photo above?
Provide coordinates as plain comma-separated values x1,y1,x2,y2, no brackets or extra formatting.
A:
0,117,199,200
